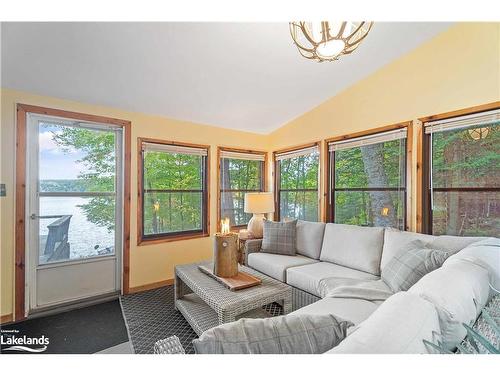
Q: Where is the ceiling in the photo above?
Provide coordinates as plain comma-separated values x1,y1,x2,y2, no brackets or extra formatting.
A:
1,22,451,134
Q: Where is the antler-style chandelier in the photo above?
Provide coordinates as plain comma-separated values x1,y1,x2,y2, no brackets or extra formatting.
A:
289,21,373,62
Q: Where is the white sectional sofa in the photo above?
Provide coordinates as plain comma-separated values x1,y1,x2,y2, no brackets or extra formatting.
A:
244,221,500,353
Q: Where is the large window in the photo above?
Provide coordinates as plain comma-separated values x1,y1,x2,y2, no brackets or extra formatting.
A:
274,144,320,221
328,128,407,229
138,140,209,243
218,148,266,229
423,109,499,237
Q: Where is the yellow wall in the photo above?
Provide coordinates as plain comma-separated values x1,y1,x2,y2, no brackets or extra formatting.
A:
0,89,269,317
268,22,500,223
1,22,499,319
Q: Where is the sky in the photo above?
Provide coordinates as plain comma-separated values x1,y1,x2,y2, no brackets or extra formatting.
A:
39,124,86,180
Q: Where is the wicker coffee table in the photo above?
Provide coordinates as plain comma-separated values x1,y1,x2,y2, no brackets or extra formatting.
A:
174,261,292,336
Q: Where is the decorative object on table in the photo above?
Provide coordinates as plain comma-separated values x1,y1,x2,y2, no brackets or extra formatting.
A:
244,192,275,238
213,218,238,277
423,292,499,354
261,219,297,256
153,336,186,354
198,263,261,291
289,21,373,62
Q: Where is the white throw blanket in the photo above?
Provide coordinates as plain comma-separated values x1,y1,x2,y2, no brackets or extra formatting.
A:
321,279,393,302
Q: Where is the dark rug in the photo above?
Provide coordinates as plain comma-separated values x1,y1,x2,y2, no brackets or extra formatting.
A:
120,285,282,354
0,300,128,354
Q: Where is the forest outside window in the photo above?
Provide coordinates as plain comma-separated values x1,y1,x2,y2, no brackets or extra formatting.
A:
219,149,266,228
275,144,320,221
423,109,499,237
139,140,209,242
328,128,407,229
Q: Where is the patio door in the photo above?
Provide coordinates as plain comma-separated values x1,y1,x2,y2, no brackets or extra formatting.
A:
25,113,123,313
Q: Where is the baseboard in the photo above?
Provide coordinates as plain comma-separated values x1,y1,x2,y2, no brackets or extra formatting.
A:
128,279,174,294
1,313,14,325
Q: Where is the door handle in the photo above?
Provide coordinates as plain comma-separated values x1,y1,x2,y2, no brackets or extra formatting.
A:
30,214,63,220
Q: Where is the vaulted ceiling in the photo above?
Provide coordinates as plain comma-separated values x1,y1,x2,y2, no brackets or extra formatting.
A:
1,22,451,133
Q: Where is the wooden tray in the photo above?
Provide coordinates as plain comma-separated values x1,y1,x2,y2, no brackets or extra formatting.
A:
198,264,261,291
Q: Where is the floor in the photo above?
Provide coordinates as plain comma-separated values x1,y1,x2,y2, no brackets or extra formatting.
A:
0,300,129,354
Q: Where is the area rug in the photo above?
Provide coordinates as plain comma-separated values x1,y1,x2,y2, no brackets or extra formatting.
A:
120,285,283,354
0,300,129,354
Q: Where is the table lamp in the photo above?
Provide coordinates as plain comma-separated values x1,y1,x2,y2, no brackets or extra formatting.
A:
244,192,275,238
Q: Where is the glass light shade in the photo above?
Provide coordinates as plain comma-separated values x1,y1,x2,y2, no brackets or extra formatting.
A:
244,192,275,214
290,21,373,62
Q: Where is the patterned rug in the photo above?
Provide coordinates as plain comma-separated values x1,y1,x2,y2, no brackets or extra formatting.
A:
120,286,282,354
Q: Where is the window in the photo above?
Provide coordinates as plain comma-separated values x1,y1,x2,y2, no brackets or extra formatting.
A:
218,148,266,229
138,140,209,243
423,109,499,237
328,128,407,229
274,144,320,221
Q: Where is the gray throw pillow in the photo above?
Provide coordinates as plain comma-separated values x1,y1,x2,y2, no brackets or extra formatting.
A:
261,219,297,256
192,314,353,354
382,240,450,293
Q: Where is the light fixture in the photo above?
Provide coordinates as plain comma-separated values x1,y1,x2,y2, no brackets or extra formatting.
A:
468,127,490,140
289,21,373,62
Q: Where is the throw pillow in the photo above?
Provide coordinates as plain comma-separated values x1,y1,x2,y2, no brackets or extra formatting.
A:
192,314,353,354
261,219,297,256
382,240,450,293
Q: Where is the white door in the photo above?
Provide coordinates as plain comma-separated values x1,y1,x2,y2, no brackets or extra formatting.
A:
26,113,123,313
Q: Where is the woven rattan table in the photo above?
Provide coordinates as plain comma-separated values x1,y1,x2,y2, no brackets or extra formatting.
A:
174,261,292,336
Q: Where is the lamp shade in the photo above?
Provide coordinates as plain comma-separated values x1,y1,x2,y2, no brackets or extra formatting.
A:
244,192,275,214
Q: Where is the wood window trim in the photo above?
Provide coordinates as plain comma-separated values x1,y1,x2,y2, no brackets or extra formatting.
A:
216,146,268,232
272,141,322,222
325,121,413,230
15,104,132,322
137,137,210,246
418,101,500,235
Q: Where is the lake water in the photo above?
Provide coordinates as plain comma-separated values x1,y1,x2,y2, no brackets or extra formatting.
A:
39,196,115,262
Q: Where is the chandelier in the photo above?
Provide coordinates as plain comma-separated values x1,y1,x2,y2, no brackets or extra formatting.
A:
289,21,373,62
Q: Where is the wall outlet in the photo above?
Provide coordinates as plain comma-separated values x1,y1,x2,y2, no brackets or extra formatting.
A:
0,184,6,197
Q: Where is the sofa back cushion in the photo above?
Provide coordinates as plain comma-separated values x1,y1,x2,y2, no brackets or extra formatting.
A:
381,228,485,272
408,259,490,350
328,292,441,354
296,220,326,259
320,223,384,276
443,238,500,296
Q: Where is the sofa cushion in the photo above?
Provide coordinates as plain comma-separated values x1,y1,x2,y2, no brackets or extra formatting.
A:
328,292,441,354
261,219,297,256
382,240,450,292
296,220,326,259
443,238,500,293
408,259,490,350
286,262,379,297
193,314,353,354
290,297,379,325
320,223,385,275
381,228,486,272
247,252,318,282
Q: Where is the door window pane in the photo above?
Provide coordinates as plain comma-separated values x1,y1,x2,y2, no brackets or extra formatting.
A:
39,123,116,193
39,196,115,264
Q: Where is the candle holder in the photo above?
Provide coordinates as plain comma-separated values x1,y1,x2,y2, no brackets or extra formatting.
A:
213,218,238,277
